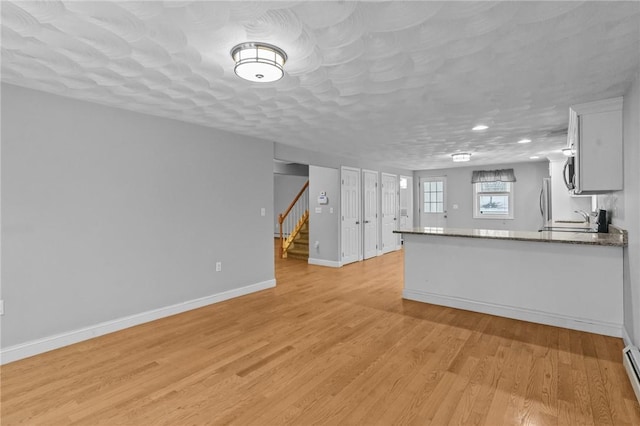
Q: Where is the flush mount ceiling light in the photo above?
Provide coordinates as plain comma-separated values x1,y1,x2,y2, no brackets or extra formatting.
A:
452,152,471,162
230,42,287,83
518,138,532,144
562,147,575,156
472,124,489,131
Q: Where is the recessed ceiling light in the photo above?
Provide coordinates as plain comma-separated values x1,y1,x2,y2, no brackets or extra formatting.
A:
452,152,471,162
530,156,540,159
230,42,287,83
518,139,532,144
472,125,489,131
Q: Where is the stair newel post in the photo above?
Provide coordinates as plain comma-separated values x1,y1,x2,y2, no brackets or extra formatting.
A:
279,212,284,258
284,214,289,258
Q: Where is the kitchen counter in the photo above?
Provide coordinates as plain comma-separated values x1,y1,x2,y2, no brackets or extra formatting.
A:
394,226,627,247
396,226,625,337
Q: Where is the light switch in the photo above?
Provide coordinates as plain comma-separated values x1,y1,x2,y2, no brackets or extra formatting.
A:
329,207,334,214
315,207,322,213
453,204,459,210
260,207,266,216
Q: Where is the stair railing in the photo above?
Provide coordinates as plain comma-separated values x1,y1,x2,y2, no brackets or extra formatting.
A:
279,180,309,258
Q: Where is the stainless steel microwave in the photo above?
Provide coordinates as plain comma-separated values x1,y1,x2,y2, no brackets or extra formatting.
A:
563,156,575,191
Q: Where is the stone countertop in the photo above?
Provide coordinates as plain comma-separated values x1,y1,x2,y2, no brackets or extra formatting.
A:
394,226,627,247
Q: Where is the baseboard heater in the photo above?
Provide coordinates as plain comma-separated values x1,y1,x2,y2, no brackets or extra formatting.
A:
623,345,640,403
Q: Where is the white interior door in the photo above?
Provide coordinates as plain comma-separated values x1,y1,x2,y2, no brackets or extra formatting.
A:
381,173,398,254
341,167,361,265
399,175,414,231
420,176,447,227
362,170,378,260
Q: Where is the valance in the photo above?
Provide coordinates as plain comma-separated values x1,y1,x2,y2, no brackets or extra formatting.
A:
471,168,517,183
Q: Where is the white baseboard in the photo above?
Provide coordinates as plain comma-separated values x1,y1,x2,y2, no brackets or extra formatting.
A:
403,289,622,338
0,279,276,365
308,258,342,268
623,326,634,347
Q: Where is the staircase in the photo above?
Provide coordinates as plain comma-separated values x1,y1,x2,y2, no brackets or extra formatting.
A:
279,180,309,259
286,220,309,260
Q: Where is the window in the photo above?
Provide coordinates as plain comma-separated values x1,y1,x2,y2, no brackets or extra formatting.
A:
473,181,514,219
423,180,444,213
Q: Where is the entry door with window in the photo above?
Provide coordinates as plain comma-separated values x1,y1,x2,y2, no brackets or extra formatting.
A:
420,177,447,227
362,169,378,260
341,167,362,265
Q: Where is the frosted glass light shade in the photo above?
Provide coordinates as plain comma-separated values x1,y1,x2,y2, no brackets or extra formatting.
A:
231,42,287,83
472,125,489,131
452,153,471,162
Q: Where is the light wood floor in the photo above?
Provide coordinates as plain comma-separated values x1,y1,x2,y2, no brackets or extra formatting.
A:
2,242,639,425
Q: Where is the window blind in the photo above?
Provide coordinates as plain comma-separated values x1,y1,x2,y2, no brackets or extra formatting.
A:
471,168,516,183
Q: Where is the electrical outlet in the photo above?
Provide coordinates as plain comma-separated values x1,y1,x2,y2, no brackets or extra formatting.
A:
216,262,222,272
0,300,4,316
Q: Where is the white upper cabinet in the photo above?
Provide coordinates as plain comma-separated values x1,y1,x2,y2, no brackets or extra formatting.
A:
569,97,623,194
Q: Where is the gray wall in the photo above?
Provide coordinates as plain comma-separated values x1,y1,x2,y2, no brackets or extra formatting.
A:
598,71,640,346
275,143,411,176
274,174,309,235
309,166,341,263
414,161,550,231
1,84,275,348
273,162,308,176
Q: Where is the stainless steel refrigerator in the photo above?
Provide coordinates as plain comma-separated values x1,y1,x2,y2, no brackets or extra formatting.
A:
539,177,552,226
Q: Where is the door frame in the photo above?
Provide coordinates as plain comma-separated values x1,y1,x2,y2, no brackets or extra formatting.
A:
381,173,399,254
362,169,379,260
341,166,362,265
399,175,414,242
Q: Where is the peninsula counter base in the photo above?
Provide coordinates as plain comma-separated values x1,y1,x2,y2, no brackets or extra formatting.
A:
401,233,623,337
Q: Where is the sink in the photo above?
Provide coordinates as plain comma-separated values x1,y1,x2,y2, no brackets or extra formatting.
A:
539,226,598,233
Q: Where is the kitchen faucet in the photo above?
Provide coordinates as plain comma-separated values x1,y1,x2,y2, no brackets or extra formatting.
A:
575,210,590,223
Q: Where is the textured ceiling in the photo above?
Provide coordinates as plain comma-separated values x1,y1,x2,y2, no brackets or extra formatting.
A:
2,1,639,170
